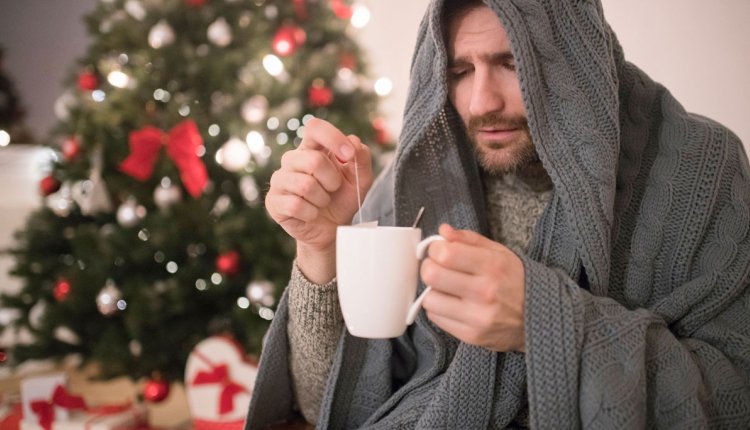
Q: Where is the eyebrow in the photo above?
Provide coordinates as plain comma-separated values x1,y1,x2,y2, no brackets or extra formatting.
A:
448,51,515,68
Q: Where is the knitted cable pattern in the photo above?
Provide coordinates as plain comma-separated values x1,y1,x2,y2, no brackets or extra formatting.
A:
246,0,750,428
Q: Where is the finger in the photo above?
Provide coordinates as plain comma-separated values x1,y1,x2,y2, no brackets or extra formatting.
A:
266,194,319,223
425,310,476,344
426,239,499,276
280,149,342,193
438,224,504,251
340,135,373,188
420,257,484,301
298,117,355,162
269,171,332,209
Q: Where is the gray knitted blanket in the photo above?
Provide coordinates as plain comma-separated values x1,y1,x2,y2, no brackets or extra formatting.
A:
246,0,750,428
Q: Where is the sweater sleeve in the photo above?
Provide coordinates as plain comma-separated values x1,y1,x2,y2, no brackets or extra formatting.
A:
522,257,750,429
287,261,344,425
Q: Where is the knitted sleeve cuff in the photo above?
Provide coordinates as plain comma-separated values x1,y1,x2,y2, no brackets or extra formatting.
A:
287,261,342,329
287,260,343,424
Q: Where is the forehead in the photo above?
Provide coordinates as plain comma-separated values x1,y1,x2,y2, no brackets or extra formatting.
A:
446,6,511,56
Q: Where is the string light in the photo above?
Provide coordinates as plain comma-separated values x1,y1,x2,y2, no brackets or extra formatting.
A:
374,77,393,96
0,130,10,147
350,4,371,29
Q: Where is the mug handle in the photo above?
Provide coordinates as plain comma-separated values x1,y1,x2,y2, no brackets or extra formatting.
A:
406,235,445,325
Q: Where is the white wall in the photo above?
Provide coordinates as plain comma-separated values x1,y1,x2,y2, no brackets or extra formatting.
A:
358,0,750,152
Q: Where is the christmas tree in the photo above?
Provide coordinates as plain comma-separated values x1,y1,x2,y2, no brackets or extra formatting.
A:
1,0,391,389
0,45,34,145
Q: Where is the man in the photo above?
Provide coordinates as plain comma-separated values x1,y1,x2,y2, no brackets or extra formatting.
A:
248,0,750,428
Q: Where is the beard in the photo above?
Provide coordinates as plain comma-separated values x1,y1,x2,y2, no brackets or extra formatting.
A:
467,113,538,176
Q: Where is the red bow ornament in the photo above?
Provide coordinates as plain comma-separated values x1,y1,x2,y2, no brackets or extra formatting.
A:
120,120,208,198
30,385,87,430
192,364,249,415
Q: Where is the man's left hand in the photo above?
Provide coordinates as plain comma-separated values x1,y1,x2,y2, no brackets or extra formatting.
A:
420,224,526,352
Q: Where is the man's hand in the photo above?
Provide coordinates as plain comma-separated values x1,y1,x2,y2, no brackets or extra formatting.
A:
420,224,526,352
265,118,373,283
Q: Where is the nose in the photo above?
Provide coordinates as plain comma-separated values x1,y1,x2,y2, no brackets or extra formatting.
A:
468,68,504,118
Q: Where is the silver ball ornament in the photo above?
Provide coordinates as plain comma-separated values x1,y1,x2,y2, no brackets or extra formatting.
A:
149,20,175,49
207,17,233,47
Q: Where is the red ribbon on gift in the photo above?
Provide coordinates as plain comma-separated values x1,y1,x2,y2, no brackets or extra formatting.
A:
119,120,208,198
191,361,249,415
30,385,87,430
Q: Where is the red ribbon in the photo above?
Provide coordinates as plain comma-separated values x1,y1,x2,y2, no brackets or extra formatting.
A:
119,120,208,198
30,385,87,430
192,363,249,415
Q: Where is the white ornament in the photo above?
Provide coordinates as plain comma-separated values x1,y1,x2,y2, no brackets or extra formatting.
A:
207,17,233,47
154,178,182,210
333,67,358,94
275,98,302,118
246,280,275,306
241,95,269,124
149,20,175,49
211,195,232,217
96,280,123,316
28,301,47,329
217,138,251,172
239,176,260,204
46,183,74,217
117,198,146,227
73,147,113,215
54,326,81,345
124,0,146,21
0,308,20,326
54,91,78,121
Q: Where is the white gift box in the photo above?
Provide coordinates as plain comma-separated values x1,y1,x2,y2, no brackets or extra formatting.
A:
19,404,145,430
185,336,258,426
21,373,72,425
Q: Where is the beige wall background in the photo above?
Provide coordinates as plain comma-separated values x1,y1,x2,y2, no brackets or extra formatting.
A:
358,0,750,150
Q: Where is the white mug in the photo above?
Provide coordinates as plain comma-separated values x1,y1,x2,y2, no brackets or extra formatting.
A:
336,225,443,338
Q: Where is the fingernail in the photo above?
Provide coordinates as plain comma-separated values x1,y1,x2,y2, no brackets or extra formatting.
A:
339,144,354,160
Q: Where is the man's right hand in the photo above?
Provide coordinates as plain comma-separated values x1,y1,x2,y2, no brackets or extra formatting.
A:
265,118,373,283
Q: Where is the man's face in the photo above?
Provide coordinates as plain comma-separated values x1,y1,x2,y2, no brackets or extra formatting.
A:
446,5,536,175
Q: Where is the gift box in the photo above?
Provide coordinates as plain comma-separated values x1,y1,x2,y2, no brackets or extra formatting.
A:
185,336,258,430
21,373,80,428
20,405,146,430
20,372,146,430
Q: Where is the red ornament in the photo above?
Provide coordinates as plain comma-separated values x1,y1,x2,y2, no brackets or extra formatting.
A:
40,175,61,196
143,378,170,403
272,25,306,57
77,70,99,91
53,279,72,302
216,250,241,276
185,0,207,6
372,117,391,146
330,0,352,19
62,137,81,161
308,80,334,107
0,347,7,364
339,53,357,71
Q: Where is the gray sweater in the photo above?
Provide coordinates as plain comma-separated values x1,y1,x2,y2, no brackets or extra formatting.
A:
287,170,553,424
247,0,750,427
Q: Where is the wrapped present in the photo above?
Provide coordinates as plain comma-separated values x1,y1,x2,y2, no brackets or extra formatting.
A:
21,373,83,429
185,336,258,430
20,373,146,430
20,404,146,430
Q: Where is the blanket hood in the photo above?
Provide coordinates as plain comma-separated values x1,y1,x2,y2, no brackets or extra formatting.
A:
393,0,624,292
